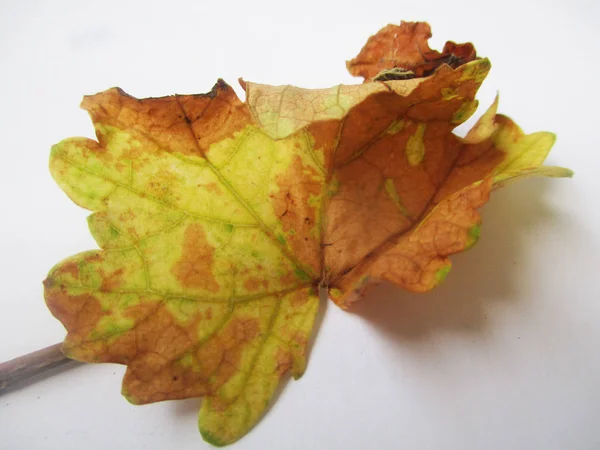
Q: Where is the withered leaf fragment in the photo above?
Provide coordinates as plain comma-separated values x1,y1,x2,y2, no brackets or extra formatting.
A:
44,21,571,446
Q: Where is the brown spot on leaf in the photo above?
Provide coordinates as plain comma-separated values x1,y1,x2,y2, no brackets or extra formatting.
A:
100,268,125,291
44,289,104,345
202,182,222,195
290,289,309,308
207,396,229,412
172,223,220,292
306,120,340,171
275,347,292,376
195,316,261,388
119,209,136,222
293,334,307,350
84,253,102,263
280,271,298,286
55,261,80,279
271,156,321,275
243,277,268,292
99,301,221,402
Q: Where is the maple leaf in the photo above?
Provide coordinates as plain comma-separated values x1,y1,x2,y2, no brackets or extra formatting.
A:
44,21,571,446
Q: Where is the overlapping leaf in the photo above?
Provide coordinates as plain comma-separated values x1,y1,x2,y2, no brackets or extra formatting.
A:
44,21,571,446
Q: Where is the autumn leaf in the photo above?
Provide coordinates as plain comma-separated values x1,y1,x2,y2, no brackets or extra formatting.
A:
346,21,478,81
44,21,571,446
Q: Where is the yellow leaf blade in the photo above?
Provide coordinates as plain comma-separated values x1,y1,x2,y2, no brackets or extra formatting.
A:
199,287,319,446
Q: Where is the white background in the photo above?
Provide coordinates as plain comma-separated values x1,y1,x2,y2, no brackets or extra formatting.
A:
1,0,599,449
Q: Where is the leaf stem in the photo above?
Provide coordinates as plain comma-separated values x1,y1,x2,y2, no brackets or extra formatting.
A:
0,343,79,395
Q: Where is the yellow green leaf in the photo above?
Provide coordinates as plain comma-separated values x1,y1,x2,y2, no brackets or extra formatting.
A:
45,21,571,445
